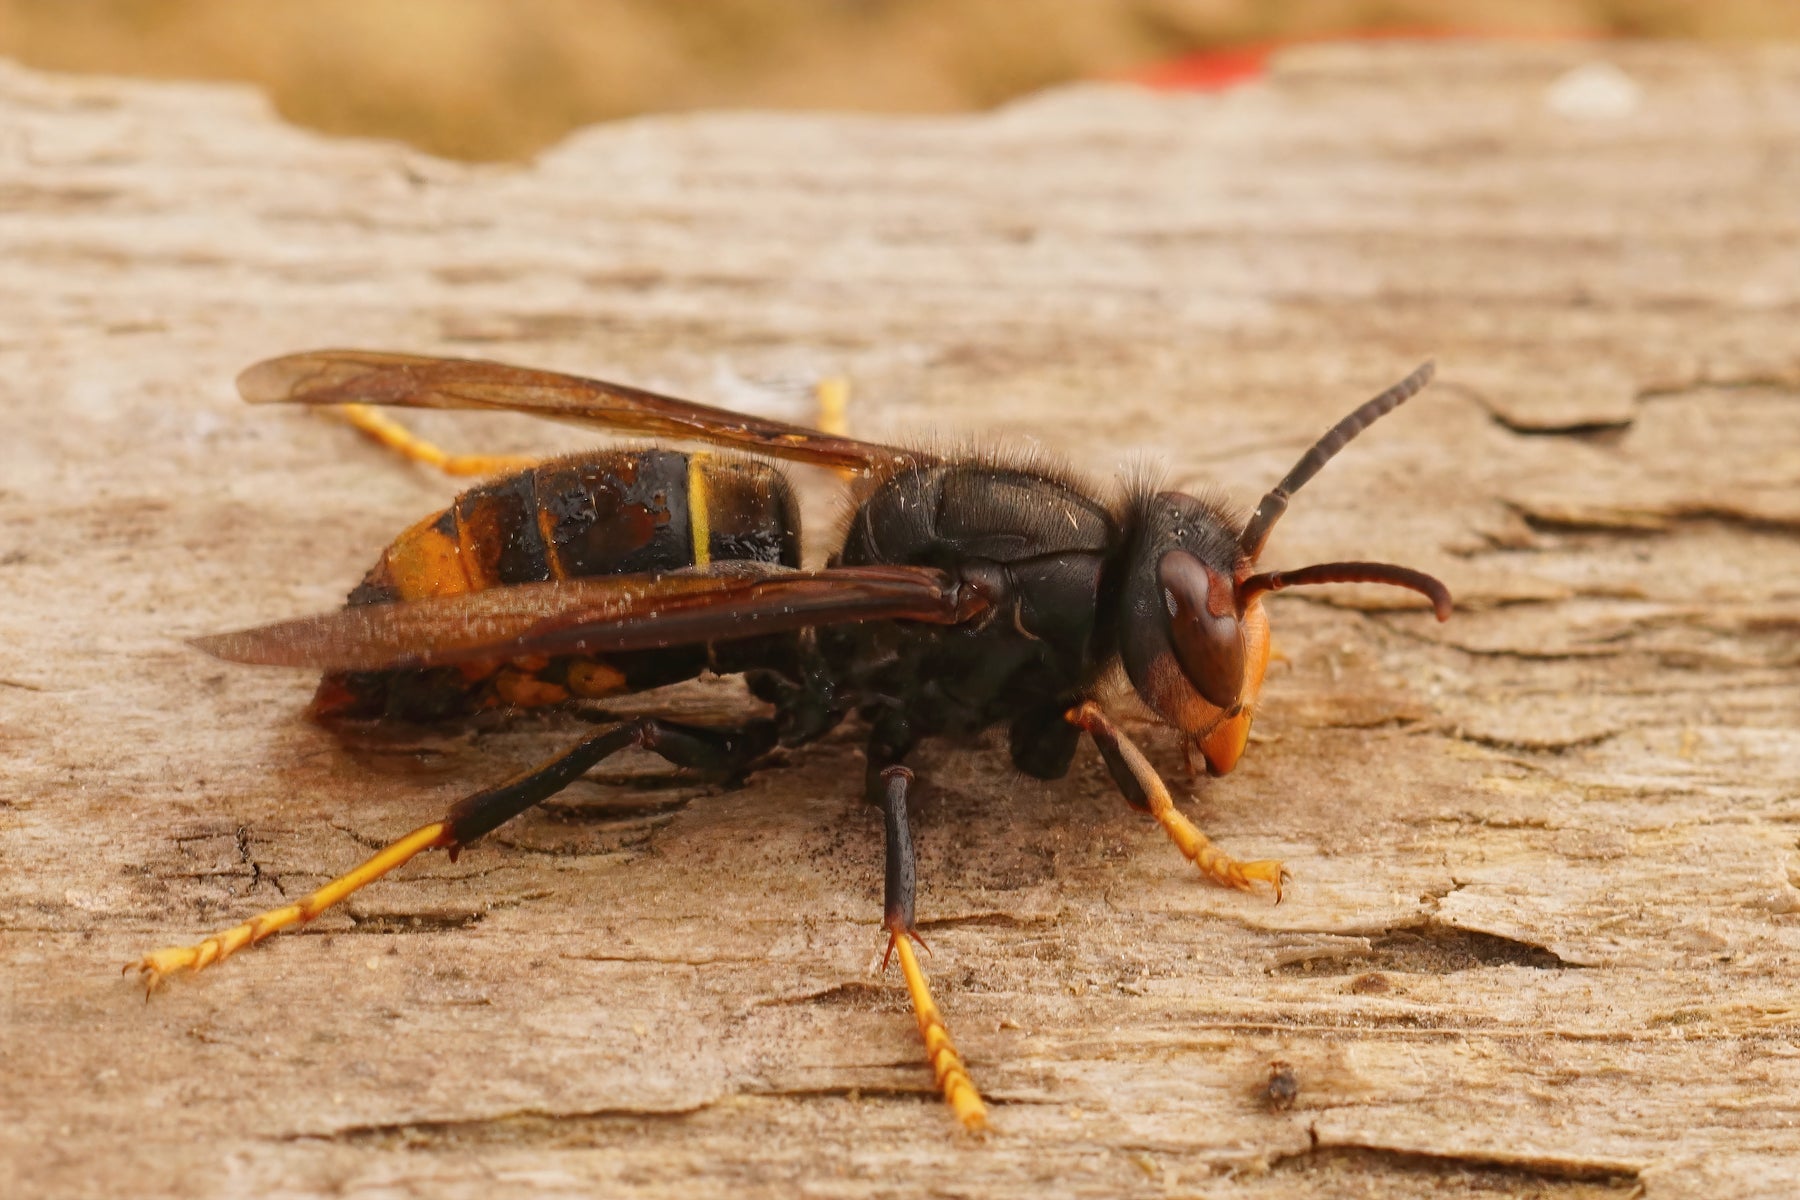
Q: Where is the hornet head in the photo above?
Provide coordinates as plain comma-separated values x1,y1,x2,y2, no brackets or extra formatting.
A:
1117,362,1452,775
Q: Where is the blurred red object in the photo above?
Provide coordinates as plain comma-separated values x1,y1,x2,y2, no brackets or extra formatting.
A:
1135,45,1273,91
1134,27,1595,92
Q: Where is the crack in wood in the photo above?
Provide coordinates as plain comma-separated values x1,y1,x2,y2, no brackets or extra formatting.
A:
1441,724,1621,754
915,911,1047,932
758,980,895,1009
339,909,488,933
1485,411,1636,441
1521,507,1800,539
540,796,696,823
558,951,769,966
282,1101,719,1147
1271,1139,1642,1191
234,824,286,899
1636,375,1800,401
1275,921,1574,976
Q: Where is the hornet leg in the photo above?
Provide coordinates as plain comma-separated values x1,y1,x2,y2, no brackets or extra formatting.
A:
330,403,538,478
131,717,776,991
814,377,858,485
877,766,988,1132
814,376,850,437
1065,701,1286,900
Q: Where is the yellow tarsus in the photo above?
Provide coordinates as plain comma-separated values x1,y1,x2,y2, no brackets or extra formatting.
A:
890,932,988,1132
131,821,453,991
1068,701,1286,900
1152,792,1287,900
331,403,536,478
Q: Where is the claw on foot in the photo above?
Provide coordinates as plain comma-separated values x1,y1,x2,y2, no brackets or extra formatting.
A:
881,927,930,972
128,944,209,995
128,909,286,995
132,942,212,980
1223,858,1289,903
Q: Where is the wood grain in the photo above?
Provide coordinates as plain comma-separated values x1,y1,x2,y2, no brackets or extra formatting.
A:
1,43,1796,1199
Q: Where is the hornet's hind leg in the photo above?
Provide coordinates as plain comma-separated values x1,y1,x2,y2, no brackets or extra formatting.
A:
876,766,988,1132
336,374,853,479
330,403,538,477
131,717,776,991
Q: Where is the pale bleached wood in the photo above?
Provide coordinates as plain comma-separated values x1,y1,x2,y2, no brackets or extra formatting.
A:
2,43,1798,1200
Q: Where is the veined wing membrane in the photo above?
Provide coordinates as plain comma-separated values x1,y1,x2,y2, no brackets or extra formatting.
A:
237,349,922,473
191,565,983,672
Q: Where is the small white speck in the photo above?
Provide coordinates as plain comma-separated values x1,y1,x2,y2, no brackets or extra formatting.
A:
1545,61,1641,122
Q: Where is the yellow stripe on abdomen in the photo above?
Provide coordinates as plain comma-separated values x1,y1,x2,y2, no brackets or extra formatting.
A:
687,452,712,567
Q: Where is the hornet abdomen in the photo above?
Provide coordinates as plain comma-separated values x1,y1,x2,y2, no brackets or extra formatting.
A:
313,448,801,721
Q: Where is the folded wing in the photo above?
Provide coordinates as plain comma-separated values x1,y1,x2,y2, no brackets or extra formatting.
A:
237,349,924,473
191,565,985,671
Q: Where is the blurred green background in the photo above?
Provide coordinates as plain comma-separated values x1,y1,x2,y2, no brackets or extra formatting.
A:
3,0,1795,160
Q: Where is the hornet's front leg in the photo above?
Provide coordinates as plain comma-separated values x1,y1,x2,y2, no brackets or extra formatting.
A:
1065,701,1286,900
876,766,988,1132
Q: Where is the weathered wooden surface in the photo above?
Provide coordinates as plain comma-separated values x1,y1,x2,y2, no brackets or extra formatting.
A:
2,43,1798,1199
